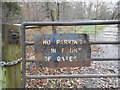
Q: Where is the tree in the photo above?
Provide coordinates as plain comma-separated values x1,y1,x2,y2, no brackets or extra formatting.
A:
2,2,21,24
56,1,60,21
20,2,46,22
111,1,120,20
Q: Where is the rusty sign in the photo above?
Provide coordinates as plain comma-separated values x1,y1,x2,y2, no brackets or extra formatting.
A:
34,33,91,67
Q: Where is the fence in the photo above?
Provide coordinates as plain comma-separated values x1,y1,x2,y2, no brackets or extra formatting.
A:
21,20,120,88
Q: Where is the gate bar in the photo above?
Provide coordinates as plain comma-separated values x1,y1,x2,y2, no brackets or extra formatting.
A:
90,41,120,44
21,23,26,88
26,74,120,79
92,58,120,61
22,20,120,26
25,41,120,45
26,58,120,62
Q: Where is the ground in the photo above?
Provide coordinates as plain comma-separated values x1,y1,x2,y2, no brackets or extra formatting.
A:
81,25,119,88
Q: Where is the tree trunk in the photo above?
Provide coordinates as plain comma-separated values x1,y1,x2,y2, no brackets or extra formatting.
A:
51,10,57,34
57,2,60,21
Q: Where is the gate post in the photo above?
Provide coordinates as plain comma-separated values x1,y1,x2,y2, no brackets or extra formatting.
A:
2,24,22,88
0,1,2,89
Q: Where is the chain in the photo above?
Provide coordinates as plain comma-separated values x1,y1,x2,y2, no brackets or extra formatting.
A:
0,58,22,67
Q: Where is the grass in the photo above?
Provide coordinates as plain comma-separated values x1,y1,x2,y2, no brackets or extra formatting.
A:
60,25,107,34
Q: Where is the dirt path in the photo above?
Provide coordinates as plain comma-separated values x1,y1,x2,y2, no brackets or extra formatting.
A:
81,25,119,88
91,25,118,58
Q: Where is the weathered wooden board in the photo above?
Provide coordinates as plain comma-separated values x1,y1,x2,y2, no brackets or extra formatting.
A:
34,33,91,67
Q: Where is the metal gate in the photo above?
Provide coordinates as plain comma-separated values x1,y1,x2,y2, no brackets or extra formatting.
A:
21,20,120,88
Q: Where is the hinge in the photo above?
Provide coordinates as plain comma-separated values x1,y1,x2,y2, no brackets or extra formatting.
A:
8,29,20,44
